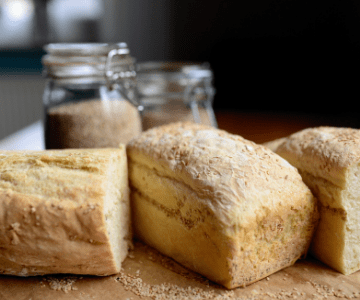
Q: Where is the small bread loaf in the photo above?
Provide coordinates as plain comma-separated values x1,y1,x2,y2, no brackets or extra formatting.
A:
0,147,131,276
267,126,360,275
127,122,318,289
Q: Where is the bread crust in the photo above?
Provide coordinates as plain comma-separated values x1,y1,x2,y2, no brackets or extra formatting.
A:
127,122,318,288
269,126,360,275
273,126,360,188
0,148,129,276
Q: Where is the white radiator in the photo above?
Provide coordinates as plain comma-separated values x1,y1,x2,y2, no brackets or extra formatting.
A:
0,74,45,140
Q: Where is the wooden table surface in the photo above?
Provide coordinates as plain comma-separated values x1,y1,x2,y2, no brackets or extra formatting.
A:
1,240,359,300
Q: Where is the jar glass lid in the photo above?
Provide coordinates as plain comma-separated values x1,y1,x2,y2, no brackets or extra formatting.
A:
136,61,214,98
136,61,212,78
42,42,135,85
43,42,128,57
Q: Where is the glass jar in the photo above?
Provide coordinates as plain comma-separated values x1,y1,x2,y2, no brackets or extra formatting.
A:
42,42,142,149
136,61,217,131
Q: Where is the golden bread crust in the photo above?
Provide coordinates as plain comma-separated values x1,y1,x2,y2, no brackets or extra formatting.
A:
0,147,129,276
274,126,360,188
269,126,360,275
127,122,318,288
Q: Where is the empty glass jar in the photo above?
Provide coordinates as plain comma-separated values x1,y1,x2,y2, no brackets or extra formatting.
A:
136,61,217,131
42,42,142,149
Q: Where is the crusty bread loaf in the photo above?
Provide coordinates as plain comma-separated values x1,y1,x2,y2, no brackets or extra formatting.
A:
0,147,131,276
126,122,319,289
267,126,360,275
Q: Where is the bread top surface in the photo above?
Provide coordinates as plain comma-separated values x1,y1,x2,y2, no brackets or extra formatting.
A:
0,147,125,206
273,126,360,188
127,122,313,229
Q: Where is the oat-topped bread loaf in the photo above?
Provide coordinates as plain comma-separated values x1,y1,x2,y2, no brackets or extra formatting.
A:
0,147,130,276
126,122,319,289
266,126,360,275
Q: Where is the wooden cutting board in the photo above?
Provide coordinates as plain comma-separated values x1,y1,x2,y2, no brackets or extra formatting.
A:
0,240,359,300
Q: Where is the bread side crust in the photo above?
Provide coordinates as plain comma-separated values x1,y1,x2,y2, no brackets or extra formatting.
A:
130,162,317,288
0,148,128,276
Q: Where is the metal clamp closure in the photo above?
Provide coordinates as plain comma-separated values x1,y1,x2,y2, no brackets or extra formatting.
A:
104,46,139,107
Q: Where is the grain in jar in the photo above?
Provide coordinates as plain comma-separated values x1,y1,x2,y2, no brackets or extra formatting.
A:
42,43,142,149
45,99,141,149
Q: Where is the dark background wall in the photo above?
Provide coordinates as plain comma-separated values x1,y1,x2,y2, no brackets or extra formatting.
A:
166,0,360,116
1,0,360,135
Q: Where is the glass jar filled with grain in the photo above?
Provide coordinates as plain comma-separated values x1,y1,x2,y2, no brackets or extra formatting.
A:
136,61,217,131
42,43,142,149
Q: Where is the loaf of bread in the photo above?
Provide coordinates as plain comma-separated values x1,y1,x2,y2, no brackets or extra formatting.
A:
265,126,360,275
126,122,319,289
0,147,131,276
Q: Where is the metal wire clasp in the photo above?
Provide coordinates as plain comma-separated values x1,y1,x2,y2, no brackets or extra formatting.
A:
104,44,140,108
185,68,217,128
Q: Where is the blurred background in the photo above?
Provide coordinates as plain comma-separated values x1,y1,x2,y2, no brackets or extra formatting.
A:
1,0,360,142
